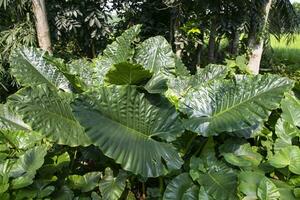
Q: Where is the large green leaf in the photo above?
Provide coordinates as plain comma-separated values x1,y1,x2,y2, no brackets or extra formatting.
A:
134,36,176,93
99,168,127,200
163,173,199,200
144,74,169,94
9,145,47,178
281,93,300,127
68,172,101,192
257,178,280,200
197,172,237,200
188,139,238,200
166,65,228,104
269,146,300,175
8,145,47,189
0,104,31,131
53,185,74,200
10,47,70,91
238,171,265,199
1,130,43,150
193,64,228,87
179,75,293,136
8,85,90,147
72,85,184,177
104,62,152,85
219,139,262,168
135,36,176,75
102,25,141,63
274,118,300,151
189,154,238,200
67,59,96,89
94,25,141,84
272,180,297,200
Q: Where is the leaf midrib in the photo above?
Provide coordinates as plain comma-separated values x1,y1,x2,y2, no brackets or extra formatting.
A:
25,99,81,129
211,83,287,119
20,52,57,88
98,110,155,140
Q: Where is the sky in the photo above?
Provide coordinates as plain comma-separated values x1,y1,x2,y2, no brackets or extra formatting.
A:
291,0,300,3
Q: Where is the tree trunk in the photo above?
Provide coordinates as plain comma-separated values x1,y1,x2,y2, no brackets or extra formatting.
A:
32,0,52,53
230,30,240,55
170,5,183,58
248,0,272,75
196,45,202,67
208,19,217,63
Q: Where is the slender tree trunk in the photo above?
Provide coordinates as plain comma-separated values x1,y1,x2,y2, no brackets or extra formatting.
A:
196,45,202,67
169,9,174,44
32,0,52,53
208,19,217,63
230,30,240,55
170,5,183,58
248,0,272,75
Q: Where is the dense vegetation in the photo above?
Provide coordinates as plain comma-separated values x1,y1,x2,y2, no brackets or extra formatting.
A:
0,25,299,199
1,0,300,199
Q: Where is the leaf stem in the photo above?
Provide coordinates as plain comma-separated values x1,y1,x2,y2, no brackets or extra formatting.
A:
141,182,146,200
159,176,164,195
70,148,77,170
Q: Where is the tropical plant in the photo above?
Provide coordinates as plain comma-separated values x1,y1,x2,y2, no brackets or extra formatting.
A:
0,25,299,199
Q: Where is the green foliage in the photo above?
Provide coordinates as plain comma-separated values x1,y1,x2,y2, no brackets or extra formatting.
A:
99,168,127,200
104,62,152,85
179,75,293,136
1,25,299,199
73,85,183,177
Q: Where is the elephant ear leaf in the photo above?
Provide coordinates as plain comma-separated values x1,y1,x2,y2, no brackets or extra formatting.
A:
219,139,262,168
72,85,184,177
102,24,141,63
10,47,70,91
0,104,31,131
257,177,280,200
193,64,228,87
163,173,199,200
104,62,152,85
238,171,265,199
99,168,127,200
67,172,101,192
94,25,142,84
9,145,47,189
281,93,300,127
134,36,176,93
179,75,293,137
189,142,238,200
166,64,228,107
274,118,300,151
8,85,90,147
269,146,300,175
135,36,176,75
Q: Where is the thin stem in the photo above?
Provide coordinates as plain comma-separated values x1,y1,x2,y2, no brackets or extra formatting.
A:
70,149,78,170
141,182,146,200
159,176,164,195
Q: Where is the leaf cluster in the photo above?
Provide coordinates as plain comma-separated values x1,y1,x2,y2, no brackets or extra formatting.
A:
0,25,299,199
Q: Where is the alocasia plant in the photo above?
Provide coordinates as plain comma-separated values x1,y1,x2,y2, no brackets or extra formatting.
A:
0,25,299,199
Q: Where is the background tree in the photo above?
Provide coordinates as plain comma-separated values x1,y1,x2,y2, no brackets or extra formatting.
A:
32,0,52,52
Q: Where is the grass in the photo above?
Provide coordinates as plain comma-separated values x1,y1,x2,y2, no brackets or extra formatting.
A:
270,34,300,94
270,34,300,65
